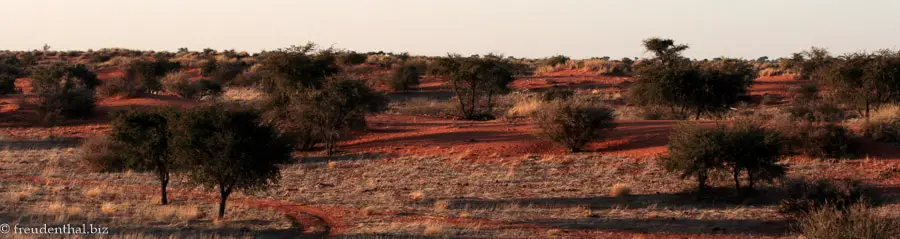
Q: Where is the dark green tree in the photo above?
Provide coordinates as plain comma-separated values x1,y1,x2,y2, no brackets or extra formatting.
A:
169,104,293,219
108,108,179,205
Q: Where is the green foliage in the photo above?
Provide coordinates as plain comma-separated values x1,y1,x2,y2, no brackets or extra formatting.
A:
723,119,786,194
29,63,99,121
257,43,339,94
108,107,179,205
533,98,615,152
629,39,754,119
661,122,725,195
263,75,386,154
169,104,293,218
161,71,222,99
389,63,421,92
98,77,143,98
785,47,833,81
210,60,247,85
822,51,900,118
543,55,570,67
444,54,516,120
336,51,368,66
124,58,181,94
661,120,787,196
0,60,25,95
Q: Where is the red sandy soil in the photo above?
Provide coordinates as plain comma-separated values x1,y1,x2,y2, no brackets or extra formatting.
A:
343,115,709,162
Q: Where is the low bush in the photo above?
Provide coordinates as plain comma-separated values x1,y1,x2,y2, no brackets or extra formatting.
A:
774,119,858,159
79,136,125,172
389,63,421,92
861,105,900,143
534,97,615,152
796,203,898,239
161,71,192,97
0,62,25,95
97,77,143,98
30,63,99,121
779,178,877,215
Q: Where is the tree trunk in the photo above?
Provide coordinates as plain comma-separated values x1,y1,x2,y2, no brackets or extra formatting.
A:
160,177,168,205
695,109,702,120
218,186,232,219
732,168,741,193
697,171,708,198
157,166,169,205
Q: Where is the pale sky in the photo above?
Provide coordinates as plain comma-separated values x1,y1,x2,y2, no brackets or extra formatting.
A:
3,0,899,59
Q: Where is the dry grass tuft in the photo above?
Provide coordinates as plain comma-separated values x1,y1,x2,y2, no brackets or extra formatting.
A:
409,191,425,202
434,200,450,213
9,185,40,201
360,206,376,217
422,222,445,236
610,183,631,197
546,228,563,238
83,186,105,200
100,202,118,216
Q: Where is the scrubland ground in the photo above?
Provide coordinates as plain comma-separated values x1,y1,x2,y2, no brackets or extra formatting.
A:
2,72,900,238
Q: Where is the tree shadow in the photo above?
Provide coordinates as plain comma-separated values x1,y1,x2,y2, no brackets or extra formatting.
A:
519,217,790,236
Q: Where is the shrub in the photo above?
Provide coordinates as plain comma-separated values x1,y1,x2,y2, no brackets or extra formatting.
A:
662,120,787,196
862,105,900,143
210,61,247,85
389,63,421,92
723,119,787,194
200,58,217,77
29,64,99,122
192,80,223,99
543,55,570,67
161,71,193,97
30,63,99,94
108,107,179,205
263,76,386,154
0,62,24,95
795,203,898,239
336,51,368,66
78,135,125,172
169,104,293,219
779,178,876,215
821,51,900,119
161,71,222,100
534,98,615,152
97,77,143,98
629,39,754,119
786,123,858,159
124,58,181,94
257,43,339,94
660,122,725,195
610,183,631,197
787,100,845,122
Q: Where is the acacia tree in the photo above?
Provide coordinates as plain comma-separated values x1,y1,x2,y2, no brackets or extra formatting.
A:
661,122,725,196
721,120,786,195
786,47,834,81
256,43,338,94
662,120,787,197
824,51,900,119
169,104,293,219
445,54,515,120
108,107,179,205
629,39,754,119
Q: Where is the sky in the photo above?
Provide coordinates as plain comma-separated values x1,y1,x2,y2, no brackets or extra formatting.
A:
3,0,900,59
